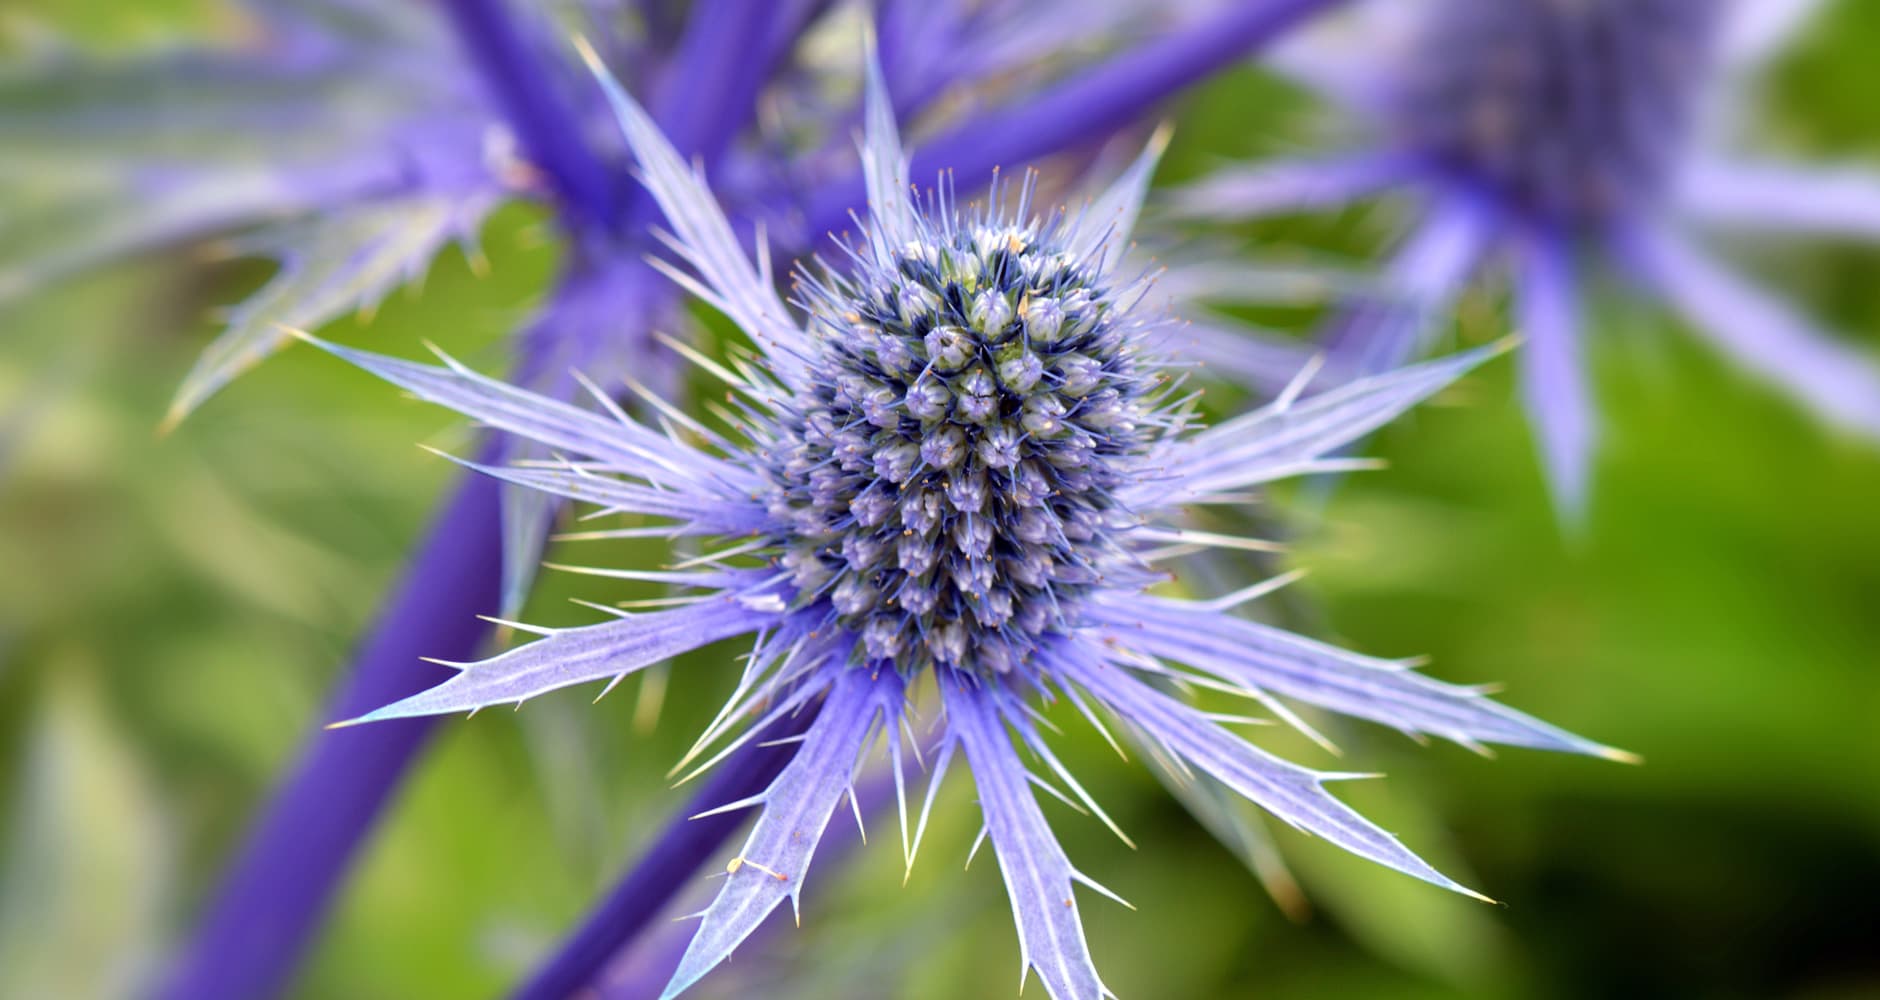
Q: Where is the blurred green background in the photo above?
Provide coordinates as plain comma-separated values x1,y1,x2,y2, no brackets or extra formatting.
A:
3,3,1878,999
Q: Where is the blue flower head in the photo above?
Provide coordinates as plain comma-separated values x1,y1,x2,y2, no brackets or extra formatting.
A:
1168,0,1880,518
1394,0,1718,228
306,40,1627,1000
776,178,1159,677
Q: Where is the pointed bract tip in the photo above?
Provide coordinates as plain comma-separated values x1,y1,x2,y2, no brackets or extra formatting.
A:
1319,770,1386,782
154,403,187,439
274,322,317,345
1146,121,1176,157
1597,745,1644,766
1459,884,1500,906
571,33,604,76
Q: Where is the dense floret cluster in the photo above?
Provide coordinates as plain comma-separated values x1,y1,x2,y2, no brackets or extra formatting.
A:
772,217,1152,675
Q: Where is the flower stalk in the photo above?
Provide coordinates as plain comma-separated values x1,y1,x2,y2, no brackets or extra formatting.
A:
438,0,620,226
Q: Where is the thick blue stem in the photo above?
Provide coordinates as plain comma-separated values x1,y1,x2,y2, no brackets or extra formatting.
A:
800,0,1348,239
647,0,792,179
154,467,504,1000
157,6,604,997
511,707,822,1000
441,0,621,225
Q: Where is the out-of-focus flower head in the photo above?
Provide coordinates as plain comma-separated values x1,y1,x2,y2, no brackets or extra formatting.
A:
0,0,539,423
1163,0,1880,518
304,44,1626,1000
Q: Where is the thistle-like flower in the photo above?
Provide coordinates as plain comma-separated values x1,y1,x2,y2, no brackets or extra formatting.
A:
1167,0,1880,516
306,44,1624,999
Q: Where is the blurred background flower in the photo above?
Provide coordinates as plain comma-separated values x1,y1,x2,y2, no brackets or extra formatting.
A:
1,1,1878,999
1157,0,1880,521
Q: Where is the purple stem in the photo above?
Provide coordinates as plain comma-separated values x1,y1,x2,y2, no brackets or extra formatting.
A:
511,706,823,1000
155,465,505,1000
647,0,796,180
799,0,1348,240
441,0,621,225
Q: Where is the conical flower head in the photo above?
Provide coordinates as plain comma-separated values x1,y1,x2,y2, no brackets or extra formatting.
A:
777,190,1156,677
1400,0,1720,226
303,39,1626,1000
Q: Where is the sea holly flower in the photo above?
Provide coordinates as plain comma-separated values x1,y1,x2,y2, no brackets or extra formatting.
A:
1164,0,1880,517
127,4,1354,996
303,45,1625,999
